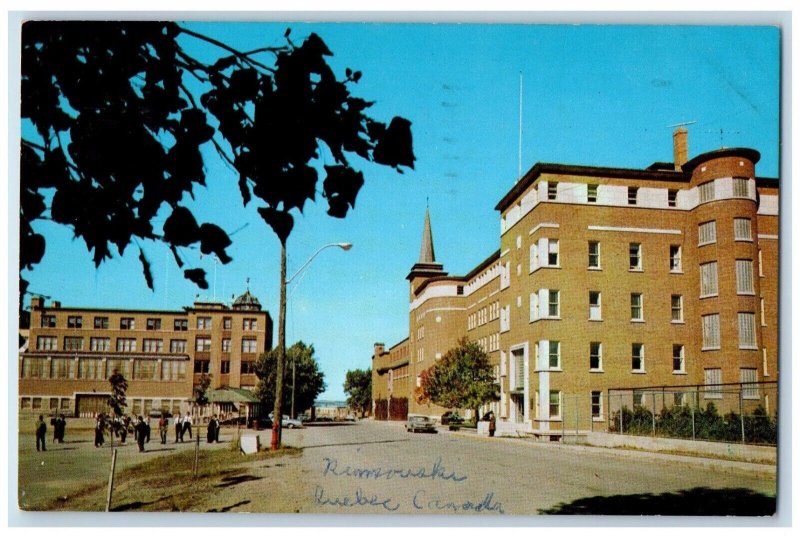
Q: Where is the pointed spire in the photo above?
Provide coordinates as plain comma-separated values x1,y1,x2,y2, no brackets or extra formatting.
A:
419,206,436,263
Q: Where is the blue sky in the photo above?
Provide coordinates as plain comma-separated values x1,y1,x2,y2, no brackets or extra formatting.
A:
20,23,780,400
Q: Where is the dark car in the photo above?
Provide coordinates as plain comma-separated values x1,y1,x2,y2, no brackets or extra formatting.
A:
441,411,463,425
406,415,437,433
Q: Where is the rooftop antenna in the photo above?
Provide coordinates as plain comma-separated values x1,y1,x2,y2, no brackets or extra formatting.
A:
517,71,523,181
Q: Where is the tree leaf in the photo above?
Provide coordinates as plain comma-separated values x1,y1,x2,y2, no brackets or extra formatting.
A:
198,223,233,264
162,206,201,246
184,268,208,289
138,246,154,290
257,206,294,243
373,116,416,169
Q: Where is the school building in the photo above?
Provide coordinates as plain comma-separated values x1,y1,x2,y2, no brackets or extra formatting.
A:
18,289,272,420
372,128,779,435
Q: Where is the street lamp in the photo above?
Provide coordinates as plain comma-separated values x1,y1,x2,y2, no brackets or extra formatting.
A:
271,242,352,450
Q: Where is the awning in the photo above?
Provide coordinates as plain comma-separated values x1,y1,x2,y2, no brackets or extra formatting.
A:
207,387,260,404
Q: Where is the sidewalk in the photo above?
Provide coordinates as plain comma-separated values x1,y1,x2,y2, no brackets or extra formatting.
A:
444,427,777,477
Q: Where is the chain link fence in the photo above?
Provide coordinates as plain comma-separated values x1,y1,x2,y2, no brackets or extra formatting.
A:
606,382,778,446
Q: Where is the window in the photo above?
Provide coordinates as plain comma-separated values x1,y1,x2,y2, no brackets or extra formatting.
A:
107,359,128,378
194,360,210,374
241,361,257,375
162,360,187,381
629,243,642,270
702,314,721,349
51,358,73,379
587,183,598,203
170,339,187,353
197,317,212,330
758,250,764,277
547,181,558,200
740,368,758,399
736,260,754,294
221,338,231,352
704,368,722,399
733,177,749,198
513,351,524,391
698,221,717,245
223,317,232,330
631,343,644,372
671,295,683,322
242,338,258,353
116,338,137,352
588,241,600,269
547,239,559,266
41,315,56,328
630,293,643,321
195,337,212,352
500,305,510,331
94,316,109,329
78,358,104,380
738,312,757,349
734,218,752,241
674,392,685,407
700,262,719,297
549,341,560,369
548,291,560,318
36,336,57,350
221,360,231,375
146,318,162,330
142,339,163,353
549,391,561,418
673,344,685,373
628,186,638,205
243,318,258,331
133,359,158,381
67,316,83,329
591,391,603,419
529,293,539,322
22,358,47,378
698,181,715,203
64,337,83,351
633,392,644,407
669,245,682,272
174,319,188,331
668,189,678,207
589,342,602,371
761,298,766,327
90,337,110,351
120,317,135,330
589,291,601,320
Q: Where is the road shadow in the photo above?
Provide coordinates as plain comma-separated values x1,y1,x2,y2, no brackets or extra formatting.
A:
538,487,776,516
305,422,356,428
140,448,176,453
302,438,410,450
112,494,173,512
208,500,251,512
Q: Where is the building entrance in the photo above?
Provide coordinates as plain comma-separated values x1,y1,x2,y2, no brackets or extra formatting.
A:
75,394,111,418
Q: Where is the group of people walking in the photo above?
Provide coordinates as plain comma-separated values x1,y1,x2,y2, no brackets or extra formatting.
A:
37,412,223,453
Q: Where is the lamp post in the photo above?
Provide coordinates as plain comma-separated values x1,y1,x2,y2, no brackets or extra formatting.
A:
271,242,352,450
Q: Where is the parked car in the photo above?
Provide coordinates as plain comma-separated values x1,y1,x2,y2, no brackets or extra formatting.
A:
345,413,357,422
441,411,463,425
268,412,303,429
406,415,437,433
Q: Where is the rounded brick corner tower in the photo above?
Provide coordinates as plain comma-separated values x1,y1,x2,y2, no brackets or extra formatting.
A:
683,147,764,390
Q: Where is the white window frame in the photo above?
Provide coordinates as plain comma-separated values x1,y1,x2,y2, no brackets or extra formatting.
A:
547,181,558,201
588,241,601,269
195,336,212,352
629,243,642,271
591,391,603,420
702,314,721,350
738,312,757,349
36,336,57,351
671,295,683,323
736,259,754,295
589,342,603,372
549,390,562,419
698,221,717,246
672,344,685,373
734,218,753,241
740,368,759,399
733,177,750,198
630,293,644,321
704,368,722,399
628,186,638,205
242,338,258,353
669,245,682,273
548,341,561,370
587,183,598,203
631,343,645,373
589,291,602,321
699,180,715,203
170,339,187,353
548,290,560,318
90,337,110,352
700,261,719,298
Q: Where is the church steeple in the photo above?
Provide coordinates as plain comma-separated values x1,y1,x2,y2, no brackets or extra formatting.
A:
407,206,446,282
419,206,436,264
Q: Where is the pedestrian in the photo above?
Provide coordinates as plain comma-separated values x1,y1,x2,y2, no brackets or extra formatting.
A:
175,414,183,443
135,416,147,452
94,414,105,448
488,411,496,438
213,415,221,443
120,416,129,444
144,418,151,443
182,414,193,440
207,415,219,443
35,415,47,451
57,414,67,443
158,414,168,444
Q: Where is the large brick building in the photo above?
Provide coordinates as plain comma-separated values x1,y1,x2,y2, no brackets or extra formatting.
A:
373,128,779,434
19,290,272,419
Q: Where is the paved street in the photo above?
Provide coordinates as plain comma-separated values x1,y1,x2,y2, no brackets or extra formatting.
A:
212,419,777,515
